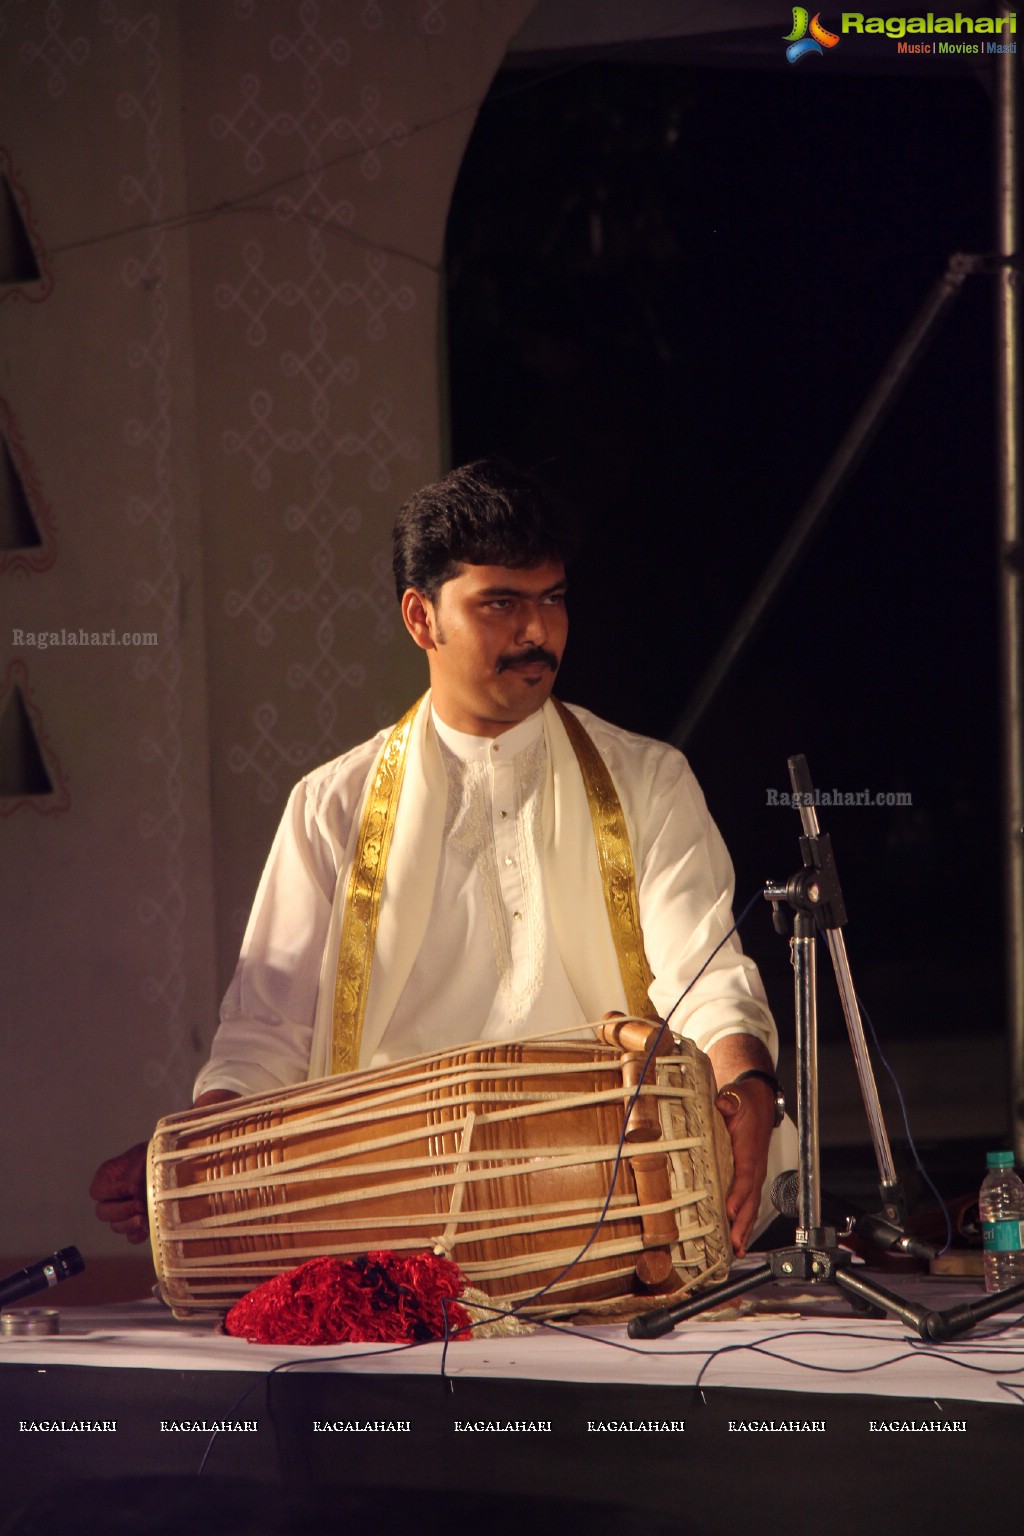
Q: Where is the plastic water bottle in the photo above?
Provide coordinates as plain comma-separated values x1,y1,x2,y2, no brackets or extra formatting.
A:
980,1150,1024,1293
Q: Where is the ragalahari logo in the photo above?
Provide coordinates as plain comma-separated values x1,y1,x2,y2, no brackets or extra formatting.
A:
784,8,841,62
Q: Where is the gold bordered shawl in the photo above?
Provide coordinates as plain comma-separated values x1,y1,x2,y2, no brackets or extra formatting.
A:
551,699,656,1022
330,697,656,1073
330,697,420,1074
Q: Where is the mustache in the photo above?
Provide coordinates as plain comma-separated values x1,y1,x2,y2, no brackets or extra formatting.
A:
495,647,560,675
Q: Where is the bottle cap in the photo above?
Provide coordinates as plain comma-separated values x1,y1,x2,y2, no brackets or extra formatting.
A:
986,1150,1016,1168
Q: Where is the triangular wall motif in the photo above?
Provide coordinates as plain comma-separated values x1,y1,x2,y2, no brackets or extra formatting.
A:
1,438,43,550
0,399,55,575
0,174,41,284
0,661,69,814
0,150,52,302
0,685,51,794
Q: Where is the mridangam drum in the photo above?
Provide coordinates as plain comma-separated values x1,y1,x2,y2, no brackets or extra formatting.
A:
148,1020,733,1320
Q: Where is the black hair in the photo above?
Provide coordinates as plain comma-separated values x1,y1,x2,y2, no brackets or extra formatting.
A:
392,457,576,603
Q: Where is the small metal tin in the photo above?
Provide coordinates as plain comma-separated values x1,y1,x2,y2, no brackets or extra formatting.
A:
1,1308,60,1337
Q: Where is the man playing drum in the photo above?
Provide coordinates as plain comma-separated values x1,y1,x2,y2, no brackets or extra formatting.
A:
93,458,793,1257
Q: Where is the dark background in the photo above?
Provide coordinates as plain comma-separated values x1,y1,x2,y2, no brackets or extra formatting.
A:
444,50,1004,1192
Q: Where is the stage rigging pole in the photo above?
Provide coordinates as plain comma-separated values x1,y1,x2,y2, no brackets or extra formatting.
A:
995,12,1024,1162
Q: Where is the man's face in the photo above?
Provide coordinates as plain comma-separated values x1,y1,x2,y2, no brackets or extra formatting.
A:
402,560,568,736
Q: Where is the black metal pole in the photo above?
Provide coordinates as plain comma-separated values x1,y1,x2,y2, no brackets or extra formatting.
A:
672,256,976,750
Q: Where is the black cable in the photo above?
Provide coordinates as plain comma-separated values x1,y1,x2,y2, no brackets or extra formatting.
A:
197,880,992,1472
197,883,767,1470
43,40,684,268
852,983,954,1255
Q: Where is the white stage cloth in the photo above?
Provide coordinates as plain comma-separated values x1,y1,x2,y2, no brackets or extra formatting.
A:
3,1271,1024,1408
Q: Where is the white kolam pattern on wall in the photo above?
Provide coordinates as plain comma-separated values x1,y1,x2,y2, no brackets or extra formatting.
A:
0,0,217,1261
210,1,417,806
103,0,191,1094
185,0,537,987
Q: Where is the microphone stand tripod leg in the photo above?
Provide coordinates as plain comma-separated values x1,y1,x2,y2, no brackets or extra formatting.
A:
627,1264,774,1340
833,1265,941,1338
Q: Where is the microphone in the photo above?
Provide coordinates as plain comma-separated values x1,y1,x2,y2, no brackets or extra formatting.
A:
771,1172,937,1263
0,1247,85,1308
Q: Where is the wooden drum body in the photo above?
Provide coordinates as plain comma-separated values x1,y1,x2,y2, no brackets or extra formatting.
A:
148,1025,733,1320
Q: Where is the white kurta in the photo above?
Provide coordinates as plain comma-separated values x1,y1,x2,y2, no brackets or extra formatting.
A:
376,709,590,1060
197,699,777,1099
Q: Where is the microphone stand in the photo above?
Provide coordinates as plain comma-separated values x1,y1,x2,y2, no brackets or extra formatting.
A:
628,756,1024,1343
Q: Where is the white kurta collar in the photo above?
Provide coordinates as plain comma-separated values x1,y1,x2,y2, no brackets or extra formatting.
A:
430,706,545,764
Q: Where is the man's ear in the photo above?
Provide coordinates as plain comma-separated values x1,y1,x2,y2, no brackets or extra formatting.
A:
401,588,437,651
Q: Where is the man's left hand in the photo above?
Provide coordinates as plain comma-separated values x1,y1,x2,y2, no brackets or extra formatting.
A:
714,1076,776,1255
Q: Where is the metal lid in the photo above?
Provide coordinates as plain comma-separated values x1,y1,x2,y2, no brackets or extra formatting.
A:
1,1308,60,1337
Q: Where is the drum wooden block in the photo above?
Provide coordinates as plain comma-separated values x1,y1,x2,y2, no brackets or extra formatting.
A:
148,1033,733,1320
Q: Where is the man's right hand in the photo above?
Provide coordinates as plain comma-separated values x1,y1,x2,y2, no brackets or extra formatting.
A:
90,1141,150,1244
